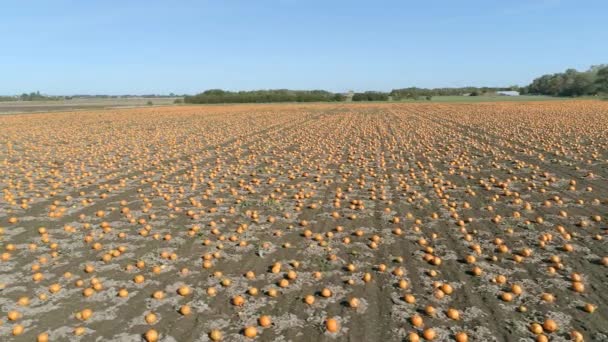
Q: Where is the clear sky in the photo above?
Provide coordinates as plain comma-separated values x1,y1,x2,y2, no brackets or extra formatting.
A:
1,0,606,95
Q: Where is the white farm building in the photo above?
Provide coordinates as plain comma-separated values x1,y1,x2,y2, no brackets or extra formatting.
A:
496,90,520,96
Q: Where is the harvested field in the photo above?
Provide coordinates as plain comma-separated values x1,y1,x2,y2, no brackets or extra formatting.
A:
0,98,181,115
0,101,607,341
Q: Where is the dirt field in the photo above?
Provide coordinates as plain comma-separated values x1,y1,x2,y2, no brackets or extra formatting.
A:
0,102,606,342
0,98,181,115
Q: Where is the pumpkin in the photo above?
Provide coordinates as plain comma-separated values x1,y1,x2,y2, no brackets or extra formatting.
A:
325,317,340,333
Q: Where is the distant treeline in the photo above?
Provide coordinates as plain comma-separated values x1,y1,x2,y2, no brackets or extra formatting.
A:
6,64,607,104
0,91,61,102
350,87,517,101
68,94,183,99
184,87,518,104
352,91,389,101
523,65,608,96
389,87,515,100
184,89,345,104
0,92,185,102
350,64,608,100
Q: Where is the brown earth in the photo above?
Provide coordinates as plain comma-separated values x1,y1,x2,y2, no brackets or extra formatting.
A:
0,101,607,341
0,98,180,115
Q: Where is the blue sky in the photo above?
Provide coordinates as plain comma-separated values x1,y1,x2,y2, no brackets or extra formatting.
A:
1,0,606,95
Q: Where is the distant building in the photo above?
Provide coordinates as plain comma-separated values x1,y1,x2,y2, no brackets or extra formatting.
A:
496,90,520,96
343,90,355,102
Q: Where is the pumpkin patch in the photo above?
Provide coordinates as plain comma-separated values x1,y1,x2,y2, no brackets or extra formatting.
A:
0,101,606,341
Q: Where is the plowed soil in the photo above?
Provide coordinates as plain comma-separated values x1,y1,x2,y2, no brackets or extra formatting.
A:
1,101,607,341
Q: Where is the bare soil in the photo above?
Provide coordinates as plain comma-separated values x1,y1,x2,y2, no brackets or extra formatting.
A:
0,102,606,341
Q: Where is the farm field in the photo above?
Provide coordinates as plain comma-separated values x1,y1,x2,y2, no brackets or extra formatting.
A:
0,98,181,115
0,101,607,342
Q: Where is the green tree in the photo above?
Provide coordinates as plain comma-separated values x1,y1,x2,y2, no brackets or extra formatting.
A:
596,67,608,93
352,91,389,101
527,65,605,96
184,89,346,104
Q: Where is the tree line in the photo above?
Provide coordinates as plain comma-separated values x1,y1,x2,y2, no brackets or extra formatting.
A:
351,86,521,101
352,91,389,101
0,91,61,102
184,89,345,104
389,86,519,100
5,64,607,104
0,92,189,102
523,65,608,96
